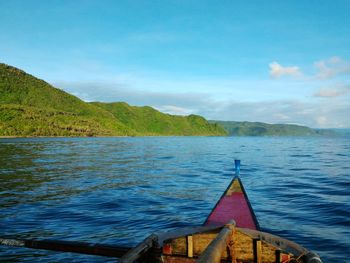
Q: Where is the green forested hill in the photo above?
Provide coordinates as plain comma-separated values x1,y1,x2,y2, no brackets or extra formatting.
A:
0,63,226,137
211,121,321,136
91,102,227,135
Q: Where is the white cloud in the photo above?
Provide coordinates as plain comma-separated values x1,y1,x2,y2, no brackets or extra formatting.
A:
269,61,301,78
54,80,217,113
70,91,94,102
273,113,290,121
51,54,350,129
314,84,350,98
154,105,195,115
316,116,328,126
315,56,350,79
208,100,350,128
54,80,350,128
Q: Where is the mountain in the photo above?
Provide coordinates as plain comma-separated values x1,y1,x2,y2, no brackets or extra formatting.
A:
91,102,227,136
0,63,226,137
211,121,334,136
318,128,350,137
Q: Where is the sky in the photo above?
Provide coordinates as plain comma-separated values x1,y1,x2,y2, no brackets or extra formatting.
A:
1,0,350,128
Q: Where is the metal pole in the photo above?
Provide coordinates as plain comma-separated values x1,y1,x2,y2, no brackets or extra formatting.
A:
197,220,236,263
234,159,241,176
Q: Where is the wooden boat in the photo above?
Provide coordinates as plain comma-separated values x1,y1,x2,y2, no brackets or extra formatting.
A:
0,160,322,263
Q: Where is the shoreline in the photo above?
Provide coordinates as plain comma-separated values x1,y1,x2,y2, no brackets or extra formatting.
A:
0,135,226,139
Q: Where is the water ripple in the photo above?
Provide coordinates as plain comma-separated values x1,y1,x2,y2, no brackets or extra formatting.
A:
0,136,349,262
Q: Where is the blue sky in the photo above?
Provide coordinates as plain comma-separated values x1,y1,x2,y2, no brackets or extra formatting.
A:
1,0,350,128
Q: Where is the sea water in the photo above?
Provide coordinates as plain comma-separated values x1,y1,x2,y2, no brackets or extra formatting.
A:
0,136,349,262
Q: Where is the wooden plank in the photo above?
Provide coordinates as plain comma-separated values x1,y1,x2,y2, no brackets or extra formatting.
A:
163,227,287,263
187,235,193,258
162,255,196,263
119,234,157,263
158,225,222,244
254,239,262,263
193,232,220,257
275,249,282,263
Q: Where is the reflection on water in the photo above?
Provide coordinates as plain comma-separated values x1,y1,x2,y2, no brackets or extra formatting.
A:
0,136,349,262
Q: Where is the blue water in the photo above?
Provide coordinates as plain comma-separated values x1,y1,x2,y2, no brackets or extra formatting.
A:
0,136,349,262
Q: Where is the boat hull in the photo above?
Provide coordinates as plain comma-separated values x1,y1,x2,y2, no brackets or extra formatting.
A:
204,177,259,230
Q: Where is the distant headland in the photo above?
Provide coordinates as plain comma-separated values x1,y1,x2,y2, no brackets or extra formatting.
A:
210,120,337,137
